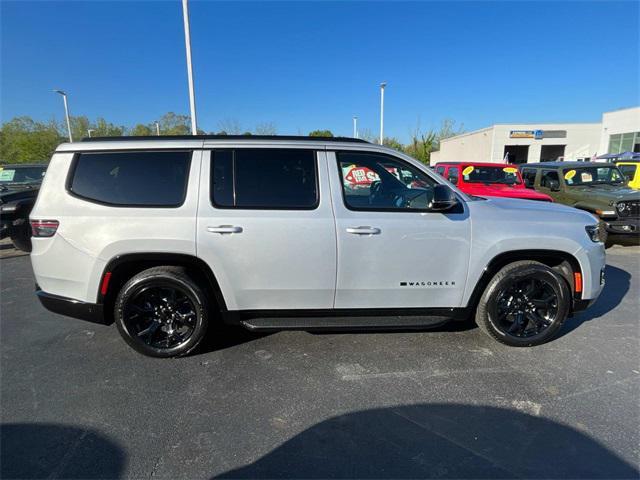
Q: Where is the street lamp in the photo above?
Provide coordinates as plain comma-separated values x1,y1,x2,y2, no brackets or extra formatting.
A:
155,121,161,136
181,0,198,135
53,89,72,142
87,129,95,138
379,82,387,145
353,116,358,139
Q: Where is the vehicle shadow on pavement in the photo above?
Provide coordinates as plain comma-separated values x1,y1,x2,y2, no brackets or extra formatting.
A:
216,403,638,479
560,264,631,338
1,423,125,479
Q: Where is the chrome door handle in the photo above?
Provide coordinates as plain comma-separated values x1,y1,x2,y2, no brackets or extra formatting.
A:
207,225,243,234
346,226,381,235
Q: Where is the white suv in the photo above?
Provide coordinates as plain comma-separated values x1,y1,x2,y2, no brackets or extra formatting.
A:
30,136,606,357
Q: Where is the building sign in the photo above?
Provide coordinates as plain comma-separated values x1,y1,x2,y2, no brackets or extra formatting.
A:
509,129,566,139
510,130,536,138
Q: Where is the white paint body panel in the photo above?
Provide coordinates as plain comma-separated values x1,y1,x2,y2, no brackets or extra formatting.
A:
196,150,337,310
31,139,605,313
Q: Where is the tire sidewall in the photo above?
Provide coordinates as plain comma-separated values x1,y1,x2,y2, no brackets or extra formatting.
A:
115,273,208,358
483,265,570,347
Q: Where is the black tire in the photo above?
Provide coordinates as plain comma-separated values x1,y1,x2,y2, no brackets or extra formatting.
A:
475,261,570,347
114,266,208,358
9,218,32,252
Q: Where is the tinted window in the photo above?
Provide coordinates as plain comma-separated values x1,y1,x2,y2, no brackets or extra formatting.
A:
540,170,559,188
69,151,191,206
0,166,46,185
618,164,637,181
337,152,436,210
521,168,537,188
435,166,446,176
211,149,317,209
447,167,459,184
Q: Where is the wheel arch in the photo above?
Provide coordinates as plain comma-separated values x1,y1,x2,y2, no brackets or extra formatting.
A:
98,253,227,324
466,249,582,312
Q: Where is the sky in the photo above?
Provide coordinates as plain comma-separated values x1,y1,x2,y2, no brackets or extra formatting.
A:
1,0,639,142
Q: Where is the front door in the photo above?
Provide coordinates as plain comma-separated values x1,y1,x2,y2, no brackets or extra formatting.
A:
328,150,471,309
197,148,336,311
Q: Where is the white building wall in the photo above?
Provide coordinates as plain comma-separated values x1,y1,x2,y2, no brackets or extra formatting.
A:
430,127,493,165
490,123,601,163
598,107,640,154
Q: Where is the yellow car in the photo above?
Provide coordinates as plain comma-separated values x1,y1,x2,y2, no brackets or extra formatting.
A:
615,161,640,190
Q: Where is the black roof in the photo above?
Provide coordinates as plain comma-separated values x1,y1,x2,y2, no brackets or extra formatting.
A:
81,135,369,144
520,161,612,169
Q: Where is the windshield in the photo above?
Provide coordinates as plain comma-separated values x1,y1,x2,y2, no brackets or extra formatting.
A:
0,166,46,185
462,165,522,185
562,166,625,186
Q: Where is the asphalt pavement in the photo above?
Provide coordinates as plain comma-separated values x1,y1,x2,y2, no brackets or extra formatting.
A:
1,245,639,479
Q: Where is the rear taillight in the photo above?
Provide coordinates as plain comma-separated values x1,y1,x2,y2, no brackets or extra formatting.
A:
30,220,59,237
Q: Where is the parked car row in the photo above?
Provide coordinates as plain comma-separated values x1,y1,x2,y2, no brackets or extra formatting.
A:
0,163,47,251
434,160,639,243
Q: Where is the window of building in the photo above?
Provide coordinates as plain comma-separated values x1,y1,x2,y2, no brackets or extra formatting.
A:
608,132,640,154
69,151,191,206
210,149,318,209
337,152,437,211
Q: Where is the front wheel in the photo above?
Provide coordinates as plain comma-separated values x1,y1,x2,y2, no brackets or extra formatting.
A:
114,266,209,357
475,261,571,347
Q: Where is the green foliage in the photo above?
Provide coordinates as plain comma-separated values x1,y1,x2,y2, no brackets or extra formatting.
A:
309,130,333,137
382,137,404,151
0,117,62,163
130,124,153,136
157,112,191,135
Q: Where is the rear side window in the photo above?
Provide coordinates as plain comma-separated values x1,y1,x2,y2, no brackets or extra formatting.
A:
521,168,537,188
211,149,318,209
69,151,191,207
447,167,459,184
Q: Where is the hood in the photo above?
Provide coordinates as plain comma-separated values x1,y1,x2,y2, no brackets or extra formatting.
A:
476,196,596,224
463,183,552,201
568,184,640,202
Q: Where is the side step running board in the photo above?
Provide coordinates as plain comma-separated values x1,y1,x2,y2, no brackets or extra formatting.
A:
240,315,451,332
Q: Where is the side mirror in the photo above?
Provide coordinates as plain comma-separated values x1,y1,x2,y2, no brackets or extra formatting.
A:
430,184,458,211
548,179,560,191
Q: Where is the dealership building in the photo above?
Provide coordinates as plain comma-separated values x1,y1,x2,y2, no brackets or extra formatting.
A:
430,106,640,165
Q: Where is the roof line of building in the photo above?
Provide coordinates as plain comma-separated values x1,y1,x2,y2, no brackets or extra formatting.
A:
439,122,602,144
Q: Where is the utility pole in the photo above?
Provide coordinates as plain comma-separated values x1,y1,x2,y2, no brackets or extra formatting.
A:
53,89,73,142
182,0,198,135
353,116,358,138
379,82,387,145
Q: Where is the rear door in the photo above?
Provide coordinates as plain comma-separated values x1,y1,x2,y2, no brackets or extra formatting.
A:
196,147,336,311
328,150,471,309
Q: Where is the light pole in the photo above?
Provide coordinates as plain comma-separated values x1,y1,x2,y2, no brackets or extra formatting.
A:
155,122,161,136
379,82,386,145
182,0,198,135
87,129,95,138
53,89,73,142
353,116,358,138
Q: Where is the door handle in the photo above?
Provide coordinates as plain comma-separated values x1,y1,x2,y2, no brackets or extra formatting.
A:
346,226,381,235
207,225,243,234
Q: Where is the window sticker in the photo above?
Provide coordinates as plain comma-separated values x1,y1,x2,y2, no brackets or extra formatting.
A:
0,169,16,181
462,166,474,176
503,167,518,174
564,170,576,180
581,172,593,182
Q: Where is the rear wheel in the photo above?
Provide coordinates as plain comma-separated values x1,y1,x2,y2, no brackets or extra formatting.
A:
114,266,208,357
475,261,570,347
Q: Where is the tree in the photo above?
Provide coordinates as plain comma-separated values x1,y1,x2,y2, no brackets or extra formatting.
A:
157,112,190,135
217,118,243,135
93,118,125,137
383,137,404,151
130,124,153,136
309,130,333,137
255,122,277,135
0,116,62,163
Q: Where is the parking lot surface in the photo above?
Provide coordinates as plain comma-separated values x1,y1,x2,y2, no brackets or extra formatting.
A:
1,245,639,479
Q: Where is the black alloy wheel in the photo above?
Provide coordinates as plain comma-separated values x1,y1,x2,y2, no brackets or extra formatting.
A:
115,266,208,357
476,261,571,347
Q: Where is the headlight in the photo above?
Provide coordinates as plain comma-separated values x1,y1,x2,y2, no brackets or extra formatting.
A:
585,224,604,243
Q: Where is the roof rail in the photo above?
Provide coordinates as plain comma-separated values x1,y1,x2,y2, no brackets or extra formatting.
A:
81,135,369,144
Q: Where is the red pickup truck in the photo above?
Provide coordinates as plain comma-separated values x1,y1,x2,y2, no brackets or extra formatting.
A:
435,162,553,202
